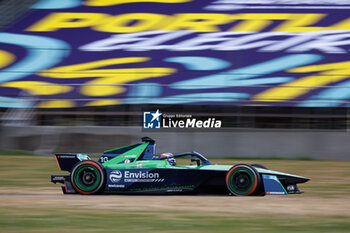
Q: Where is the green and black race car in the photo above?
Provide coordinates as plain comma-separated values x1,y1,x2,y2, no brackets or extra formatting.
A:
51,137,309,196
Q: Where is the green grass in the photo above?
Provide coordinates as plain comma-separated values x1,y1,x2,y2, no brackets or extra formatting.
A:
0,154,349,232
0,155,57,188
0,150,36,156
1,207,349,233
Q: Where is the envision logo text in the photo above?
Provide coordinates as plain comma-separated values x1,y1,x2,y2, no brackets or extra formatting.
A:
109,170,164,183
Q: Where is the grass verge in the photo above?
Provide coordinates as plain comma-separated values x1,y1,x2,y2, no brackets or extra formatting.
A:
0,155,349,232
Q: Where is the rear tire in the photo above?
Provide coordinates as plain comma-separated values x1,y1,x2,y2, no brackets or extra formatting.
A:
226,164,261,196
71,160,106,195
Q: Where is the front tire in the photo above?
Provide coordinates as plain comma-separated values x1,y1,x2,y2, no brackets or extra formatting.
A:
71,160,106,195
226,164,261,196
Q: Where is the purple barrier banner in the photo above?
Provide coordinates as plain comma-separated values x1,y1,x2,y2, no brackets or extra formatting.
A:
1,0,350,108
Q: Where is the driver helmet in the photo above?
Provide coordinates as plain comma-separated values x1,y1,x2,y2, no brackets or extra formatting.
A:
167,157,176,166
160,153,176,166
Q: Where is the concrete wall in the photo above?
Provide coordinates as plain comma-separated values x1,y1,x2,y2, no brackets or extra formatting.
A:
1,125,349,160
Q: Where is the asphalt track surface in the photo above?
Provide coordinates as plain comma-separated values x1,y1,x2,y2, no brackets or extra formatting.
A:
1,189,350,218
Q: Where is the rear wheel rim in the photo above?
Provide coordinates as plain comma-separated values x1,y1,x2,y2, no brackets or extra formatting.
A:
73,164,101,192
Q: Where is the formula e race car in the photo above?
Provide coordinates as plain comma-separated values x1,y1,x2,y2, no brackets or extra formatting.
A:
51,137,309,196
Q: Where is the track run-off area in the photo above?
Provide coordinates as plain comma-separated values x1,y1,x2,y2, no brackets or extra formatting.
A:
0,155,349,232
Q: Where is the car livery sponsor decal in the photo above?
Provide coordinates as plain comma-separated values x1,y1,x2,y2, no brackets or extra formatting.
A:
57,155,76,159
124,170,164,182
52,176,66,182
109,169,165,183
121,155,137,158
109,170,122,183
287,184,296,191
77,154,89,161
108,184,125,188
266,191,287,195
130,185,196,192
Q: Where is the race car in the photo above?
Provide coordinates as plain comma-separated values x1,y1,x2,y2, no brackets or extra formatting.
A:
51,137,309,196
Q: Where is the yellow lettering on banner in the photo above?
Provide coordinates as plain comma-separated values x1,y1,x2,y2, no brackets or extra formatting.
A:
81,67,174,96
38,57,176,96
331,18,350,30
230,14,293,32
273,14,326,32
231,20,271,32
252,61,350,102
230,14,326,32
26,12,350,33
37,100,75,108
1,81,73,95
94,13,169,33
26,12,109,31
0,50,15,69
85,0,192,6
85,100,121,106
162,13,231,32
39,57,149,78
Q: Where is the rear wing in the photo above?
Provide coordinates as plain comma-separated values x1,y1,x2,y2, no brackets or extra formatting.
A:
55,153,90,172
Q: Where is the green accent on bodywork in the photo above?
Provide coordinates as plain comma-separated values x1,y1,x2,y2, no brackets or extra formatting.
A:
107,159,170,170
73,164,101,192
103,143,140,153
198,165,233,171
278,177,287,194
102,142,149,167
